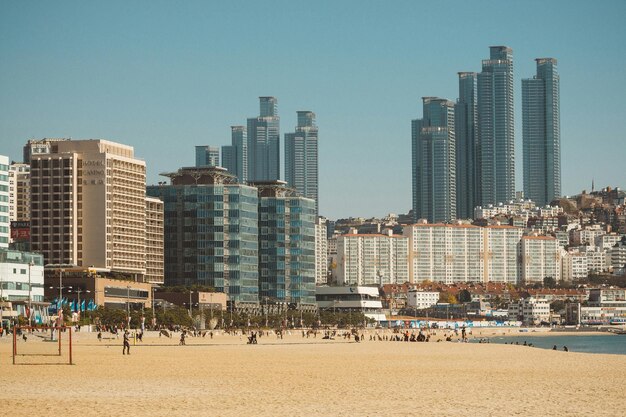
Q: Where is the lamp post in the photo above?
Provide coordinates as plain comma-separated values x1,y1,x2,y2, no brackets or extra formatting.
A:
28,261,33,327
0,265,4,329
75,288,90,322
151,287,156,327
126,285,131,327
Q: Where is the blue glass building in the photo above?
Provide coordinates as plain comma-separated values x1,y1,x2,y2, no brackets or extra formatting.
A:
455,72,478,219
253,181,317,309
522,58,560,206
247,97,280,182
195,146,220,167
147,167,259,306
477,46,515,206
222,126,248,183
285,111,319,215
412,97,457,222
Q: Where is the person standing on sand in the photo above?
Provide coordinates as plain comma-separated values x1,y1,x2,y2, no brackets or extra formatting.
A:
123,330,131,355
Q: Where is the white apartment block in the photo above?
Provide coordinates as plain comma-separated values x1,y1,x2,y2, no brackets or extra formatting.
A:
336,232,409,286
520,236,561,285
315,217,328,284
8,162,30,222
403,223,523,284
407,290,439,309
404,223,484,284
570,225,604,246
610,241,626,270
29,139,161,282
577,246,608,273
474,200,562,220
485,226,524,284
562,250,588,281
0,156,9,249
595,233,624,251
508,297,550,325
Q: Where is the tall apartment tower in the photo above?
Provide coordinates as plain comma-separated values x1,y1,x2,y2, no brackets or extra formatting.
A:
195,146,220,167
254,181,317,309
222,126,248,183
477,46,515,206
29,139,162,282
411,97,456,223
522,58,561,207
285,111,319,214
0,155,9,248
455,72,478,219
247,97,280,182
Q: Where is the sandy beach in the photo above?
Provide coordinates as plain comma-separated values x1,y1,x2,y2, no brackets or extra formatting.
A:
2,329,625,417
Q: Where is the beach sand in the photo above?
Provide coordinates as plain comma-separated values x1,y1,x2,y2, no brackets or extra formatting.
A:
1,329,625,416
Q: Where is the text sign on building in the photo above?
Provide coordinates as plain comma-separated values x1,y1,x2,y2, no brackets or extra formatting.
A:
83,159,105,185
10,221,30,240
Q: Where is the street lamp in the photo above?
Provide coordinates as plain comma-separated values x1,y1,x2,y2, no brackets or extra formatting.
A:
74,288,90,321
126,285,131,327
28,261,34,327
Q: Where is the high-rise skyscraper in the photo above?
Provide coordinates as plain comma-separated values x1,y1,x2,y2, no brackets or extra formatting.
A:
247,97,280,181
195,146,220,167
477,46,515,206
455,72,478,219
285,111,319,214
221,126,248,183
412,97,456,223
522,58,561,206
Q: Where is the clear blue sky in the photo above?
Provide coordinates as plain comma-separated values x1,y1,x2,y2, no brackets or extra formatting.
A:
1,0,625,220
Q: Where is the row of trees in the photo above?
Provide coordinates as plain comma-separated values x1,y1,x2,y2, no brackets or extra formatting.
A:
61,305,375,329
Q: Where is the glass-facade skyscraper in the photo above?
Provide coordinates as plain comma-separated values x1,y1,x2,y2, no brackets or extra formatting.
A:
522,58,560,207
147,167,259,306
254,181,317,308
285,111,319,215
195,146,220,167
222,126,248,183
455,72,478,219
412,97,456,223
477,46,515,206
247,97,280,182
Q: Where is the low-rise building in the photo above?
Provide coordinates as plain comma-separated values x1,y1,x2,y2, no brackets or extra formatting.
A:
407,290,439,310
0,249,46,326
315,286,385,322
508,297,550,325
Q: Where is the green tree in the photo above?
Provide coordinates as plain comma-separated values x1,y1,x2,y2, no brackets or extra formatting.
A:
543,276,557,288
458,289,472,303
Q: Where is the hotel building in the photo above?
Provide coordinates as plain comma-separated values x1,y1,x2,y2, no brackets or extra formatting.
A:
29,139,162,282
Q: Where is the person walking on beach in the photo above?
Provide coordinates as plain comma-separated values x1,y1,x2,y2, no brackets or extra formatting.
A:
123,330,131,355
179,330,186,346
